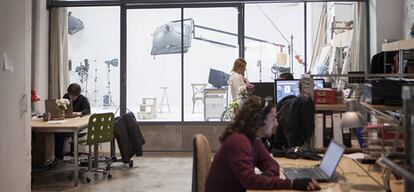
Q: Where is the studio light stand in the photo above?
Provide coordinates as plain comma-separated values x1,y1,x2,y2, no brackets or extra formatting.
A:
75,59,90,97
103,58,118,108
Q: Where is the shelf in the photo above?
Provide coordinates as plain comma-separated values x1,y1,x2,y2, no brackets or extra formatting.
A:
359,102,402,112
315,104,346,111
382,39,414,52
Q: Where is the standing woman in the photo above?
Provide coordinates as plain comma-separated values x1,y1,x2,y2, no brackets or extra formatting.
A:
228,58,254,101
205,96,320,192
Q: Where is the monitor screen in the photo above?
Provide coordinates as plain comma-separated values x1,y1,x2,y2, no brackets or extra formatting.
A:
208,69,230,88
275,79,325,102
314,79,324,89
251,82,274,103
275,80,300,102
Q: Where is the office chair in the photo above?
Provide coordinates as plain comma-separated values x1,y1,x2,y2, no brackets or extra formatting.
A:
79,113,115,183
191,134,212,192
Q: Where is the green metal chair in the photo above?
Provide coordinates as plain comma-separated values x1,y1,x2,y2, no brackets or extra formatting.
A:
79,113,115,183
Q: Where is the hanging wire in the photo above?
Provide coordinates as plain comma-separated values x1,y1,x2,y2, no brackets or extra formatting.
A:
255,4,300,56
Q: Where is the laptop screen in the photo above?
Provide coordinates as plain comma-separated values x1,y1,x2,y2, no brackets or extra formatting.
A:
319,140,345,177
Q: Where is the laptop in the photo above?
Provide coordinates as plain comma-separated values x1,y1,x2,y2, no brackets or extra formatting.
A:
283,140,345,182
45,99,76,119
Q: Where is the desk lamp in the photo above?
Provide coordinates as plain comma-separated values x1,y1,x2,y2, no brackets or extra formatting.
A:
31,89,41,115
341,99,374,164
341,99,365,129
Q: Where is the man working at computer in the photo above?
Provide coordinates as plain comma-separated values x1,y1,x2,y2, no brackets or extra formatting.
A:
48,83,91,168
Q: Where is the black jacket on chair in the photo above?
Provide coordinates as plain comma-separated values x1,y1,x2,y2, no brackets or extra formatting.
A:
114,112,145,163
272,95,315,149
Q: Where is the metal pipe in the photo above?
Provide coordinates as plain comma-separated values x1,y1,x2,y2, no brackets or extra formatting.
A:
379,155,414,182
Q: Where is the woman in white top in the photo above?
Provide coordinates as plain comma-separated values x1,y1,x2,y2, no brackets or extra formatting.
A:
228,58,253,101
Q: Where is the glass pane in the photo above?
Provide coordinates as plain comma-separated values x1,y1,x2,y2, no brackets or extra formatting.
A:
68,7,120,114
127,9,182,122
245,3,305,80
307,2,368,75
183,7,238,121
52,0,119,1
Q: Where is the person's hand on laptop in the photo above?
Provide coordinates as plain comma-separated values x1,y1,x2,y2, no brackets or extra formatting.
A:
292,178,321,191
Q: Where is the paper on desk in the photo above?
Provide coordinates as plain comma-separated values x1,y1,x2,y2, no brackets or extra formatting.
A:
3,52,14,72
46,120,67,124
344,152,365,160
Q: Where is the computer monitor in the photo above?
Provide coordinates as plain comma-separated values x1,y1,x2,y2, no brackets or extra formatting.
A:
208,68,230,88
275,79,325,102
251,82,274,103
151,21,192,55
275,80,300,103
314,79,325,89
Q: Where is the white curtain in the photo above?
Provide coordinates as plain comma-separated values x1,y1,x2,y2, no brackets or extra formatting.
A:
309,3,328,73
50,8,69,99
338,2,367,93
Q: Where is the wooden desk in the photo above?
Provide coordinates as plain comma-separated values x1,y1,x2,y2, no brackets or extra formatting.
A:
248,157,386,192
32,116,90,186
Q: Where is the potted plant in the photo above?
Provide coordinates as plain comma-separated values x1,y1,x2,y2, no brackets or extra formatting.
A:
56,98,70,120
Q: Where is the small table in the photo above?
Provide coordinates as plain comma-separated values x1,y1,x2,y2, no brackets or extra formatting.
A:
203,87,228,121
248,157,387,192
32,116,90,186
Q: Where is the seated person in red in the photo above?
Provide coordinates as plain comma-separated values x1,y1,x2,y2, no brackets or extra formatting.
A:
205,96,320,192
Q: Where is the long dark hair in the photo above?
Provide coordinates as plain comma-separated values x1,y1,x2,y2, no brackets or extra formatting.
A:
219,96,274,144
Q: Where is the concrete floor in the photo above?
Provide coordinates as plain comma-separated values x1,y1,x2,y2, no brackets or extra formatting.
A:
32,153,193,192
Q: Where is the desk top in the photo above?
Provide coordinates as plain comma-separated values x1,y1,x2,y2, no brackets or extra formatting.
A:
248,157,385,192
315,104,346,111
382,39,414,51
31,115,90,132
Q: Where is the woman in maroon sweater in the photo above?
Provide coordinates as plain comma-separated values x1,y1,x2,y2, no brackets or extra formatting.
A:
205,96,320,192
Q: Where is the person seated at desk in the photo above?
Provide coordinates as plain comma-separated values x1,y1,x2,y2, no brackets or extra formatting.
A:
278,72,294,80
228,58,254,101
48,83,91,168
205,96,320,192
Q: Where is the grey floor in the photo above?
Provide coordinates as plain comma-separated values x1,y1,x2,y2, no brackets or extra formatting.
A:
32,153,193,192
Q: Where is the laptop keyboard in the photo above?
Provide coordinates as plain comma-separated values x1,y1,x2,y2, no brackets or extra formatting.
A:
284,168,327,180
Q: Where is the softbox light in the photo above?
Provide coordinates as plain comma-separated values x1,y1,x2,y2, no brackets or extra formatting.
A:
68,12,84,35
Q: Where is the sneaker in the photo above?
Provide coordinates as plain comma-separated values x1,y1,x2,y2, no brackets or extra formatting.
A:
45,159,64,169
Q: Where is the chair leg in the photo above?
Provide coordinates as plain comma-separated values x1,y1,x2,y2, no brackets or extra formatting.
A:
88,145,92,171
192,99,196,113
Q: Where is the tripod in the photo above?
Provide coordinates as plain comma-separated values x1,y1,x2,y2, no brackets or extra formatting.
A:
103,62,116,107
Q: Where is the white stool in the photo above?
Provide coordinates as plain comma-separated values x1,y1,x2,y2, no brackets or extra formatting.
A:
159,87,171,113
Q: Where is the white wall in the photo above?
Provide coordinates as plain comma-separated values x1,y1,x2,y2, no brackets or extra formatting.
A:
0,0,32,191
370,0,404,57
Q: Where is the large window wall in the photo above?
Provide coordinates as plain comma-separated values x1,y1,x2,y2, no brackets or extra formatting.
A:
126,9,182,121
183,7,238,121
68,7,120,114
60,1,369,122
245,3,305,81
